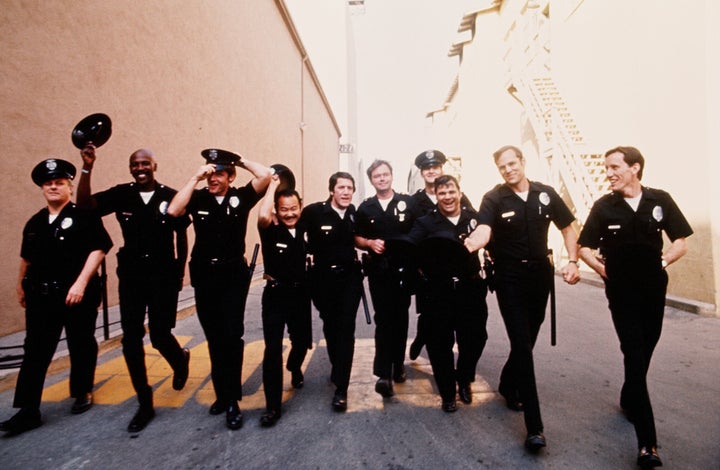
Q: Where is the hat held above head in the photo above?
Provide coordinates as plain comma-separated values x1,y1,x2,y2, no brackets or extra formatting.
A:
414,149,447,169
71,113,112,149
32,159,77,186
201,148,242,171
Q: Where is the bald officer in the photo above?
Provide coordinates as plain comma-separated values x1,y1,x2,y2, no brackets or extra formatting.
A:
1,159,112,436
168,149,271,430
77,146,191,432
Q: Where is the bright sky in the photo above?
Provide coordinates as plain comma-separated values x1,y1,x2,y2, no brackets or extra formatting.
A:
351,0,479,184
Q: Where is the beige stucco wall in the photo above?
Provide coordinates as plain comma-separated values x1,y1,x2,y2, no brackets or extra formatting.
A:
0,0,340,336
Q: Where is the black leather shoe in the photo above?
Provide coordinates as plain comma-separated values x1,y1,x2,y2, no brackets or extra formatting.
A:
442,400,457,413
525,433,547,453
393,365,407,383
0,408,42,435
499,387,523,412
409,339,423,360
127,406,155,433
226,401,243,430
332,390,348,412
172,348,190,391
291,369,304,389
458,383,473,404
259,409,281,427
375,378,394,398
637,446,662,468
209,400,224,415
71,393,93,414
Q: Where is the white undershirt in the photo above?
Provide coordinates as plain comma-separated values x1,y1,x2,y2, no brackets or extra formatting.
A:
139,191,155,204
378,197,392,211
332,205,346,219
515,190,529,202
48,214,59,224
447,215,460,225
288,228,296,238
625,194,641,212
215,195,224,204
427,193,437,204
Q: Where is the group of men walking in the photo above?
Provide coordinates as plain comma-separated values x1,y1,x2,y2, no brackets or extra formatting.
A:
2,142,691,469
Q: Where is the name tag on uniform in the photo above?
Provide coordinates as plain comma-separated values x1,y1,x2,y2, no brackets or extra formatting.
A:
276,243,287,248
502,211,515,218
198,211,209,215
321,225,333,231
608,224,621,230
121,211,133,216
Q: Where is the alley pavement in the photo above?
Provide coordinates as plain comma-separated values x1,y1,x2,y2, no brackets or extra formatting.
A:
0,275,718,469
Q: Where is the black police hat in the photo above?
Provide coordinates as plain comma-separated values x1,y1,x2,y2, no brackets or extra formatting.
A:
270,164,296,192
71,113,112,149
31,158,77,186
414,150,447,169
383,237,418,269
201,148,241,171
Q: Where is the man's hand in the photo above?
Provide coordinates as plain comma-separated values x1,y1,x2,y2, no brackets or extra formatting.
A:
65,280,87,306
561,262,581,285
81,144,97,168
367,239,385,255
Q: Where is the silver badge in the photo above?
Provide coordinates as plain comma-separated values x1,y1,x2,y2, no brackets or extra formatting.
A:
397,201,406,212
652,205,664,222
159,201,169,214
426,150,434,159
539,192,550,206
229,196,240,208
208,149,218,161
60,217,73,229
46,160,57,170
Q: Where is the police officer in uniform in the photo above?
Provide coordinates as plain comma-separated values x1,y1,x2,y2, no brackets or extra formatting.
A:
465,145,580,452
257,174,311,427
578,146,692,468
168,149,271,430
300,172,362,411
1,159,112,436
408,175,488,412
76,146,191,432
355,160,419,398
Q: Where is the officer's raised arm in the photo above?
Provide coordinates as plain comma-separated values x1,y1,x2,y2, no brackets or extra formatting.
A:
238,156,272,195
76,144,98,210
258,174,281,229
168,164,215,217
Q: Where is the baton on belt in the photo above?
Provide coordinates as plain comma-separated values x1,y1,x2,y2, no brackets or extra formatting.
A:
360,282,371,324
547,249,557,346
244,243,260,305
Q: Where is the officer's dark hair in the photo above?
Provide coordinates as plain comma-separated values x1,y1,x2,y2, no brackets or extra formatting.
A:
605,146,644,180
365,159,393,179
434,174,460,192
328,172,355,192
274,189,302,209
492,145,524,163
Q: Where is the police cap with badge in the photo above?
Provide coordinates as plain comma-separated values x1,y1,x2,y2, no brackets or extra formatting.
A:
31,159,77,186
414,150,447,169
201,148,242,172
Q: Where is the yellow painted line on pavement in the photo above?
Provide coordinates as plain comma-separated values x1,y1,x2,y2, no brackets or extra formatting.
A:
39,336,495,412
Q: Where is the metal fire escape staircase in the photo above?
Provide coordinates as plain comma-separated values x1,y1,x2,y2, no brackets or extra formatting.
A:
515,76,608,226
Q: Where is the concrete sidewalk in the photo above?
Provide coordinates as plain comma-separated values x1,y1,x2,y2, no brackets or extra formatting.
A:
0,276,718,469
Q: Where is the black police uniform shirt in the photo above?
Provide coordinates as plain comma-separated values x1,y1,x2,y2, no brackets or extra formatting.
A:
578,187,693,277
186,182,261,264
355,193,418,242
259,222,306,284
92,182,190,266
21,203,113,285
412,189,476,216
476,181,574,261
299,199,357,269
408,208,482,280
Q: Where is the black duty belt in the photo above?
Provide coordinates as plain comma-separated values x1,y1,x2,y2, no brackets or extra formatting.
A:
266,279,305,289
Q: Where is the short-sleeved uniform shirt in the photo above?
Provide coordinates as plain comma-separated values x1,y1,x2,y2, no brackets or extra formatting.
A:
92,182,190,264
577,187,693,277
476,181,575,261
186,182,261,263
355,193,419,242
22,203,113,284
259,222,306,284
300,199,356,269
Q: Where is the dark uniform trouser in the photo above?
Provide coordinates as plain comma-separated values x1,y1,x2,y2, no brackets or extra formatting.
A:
261,283,312,411
368,270,411,379
118,263,185,407
606,269,667,449
192,262,249,404
14,282,100,409
311,267,362,393
424,280,488,402
494,261,551,435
